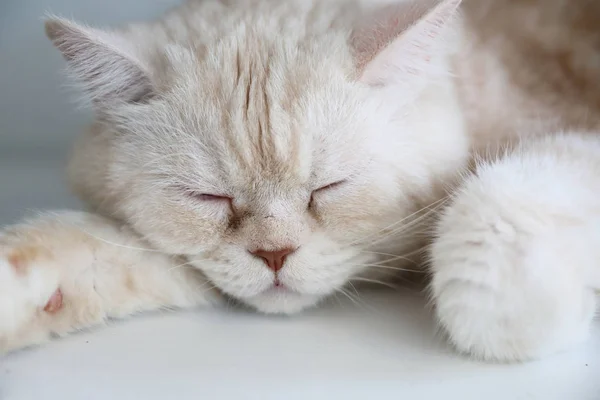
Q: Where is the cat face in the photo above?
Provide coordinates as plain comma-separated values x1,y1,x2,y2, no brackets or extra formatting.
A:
46,0,466,313
110,56,408,313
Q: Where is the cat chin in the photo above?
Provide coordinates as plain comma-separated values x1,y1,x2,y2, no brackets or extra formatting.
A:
241,287,324,315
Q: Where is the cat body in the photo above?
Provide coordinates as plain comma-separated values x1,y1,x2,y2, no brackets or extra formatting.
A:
1,0,599,362
457,0,600,152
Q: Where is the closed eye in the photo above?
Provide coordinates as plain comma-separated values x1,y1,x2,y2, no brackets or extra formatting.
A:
314,180,347,193
190,193,231,202
180,186,232,204
309,179,347,208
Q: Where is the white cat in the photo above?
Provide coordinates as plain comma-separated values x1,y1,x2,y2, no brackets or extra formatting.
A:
0,0,598,362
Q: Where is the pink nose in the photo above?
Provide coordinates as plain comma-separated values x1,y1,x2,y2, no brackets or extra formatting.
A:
251,248,296,272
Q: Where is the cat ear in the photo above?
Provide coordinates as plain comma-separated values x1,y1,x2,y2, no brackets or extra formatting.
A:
351,0,461,87
44,17,153,106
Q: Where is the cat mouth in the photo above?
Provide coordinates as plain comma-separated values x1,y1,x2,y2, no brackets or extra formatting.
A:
262,279,298,295
268,280,291,292
241,279,321,314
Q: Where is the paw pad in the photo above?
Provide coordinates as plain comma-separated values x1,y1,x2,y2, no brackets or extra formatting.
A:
43,289,63,313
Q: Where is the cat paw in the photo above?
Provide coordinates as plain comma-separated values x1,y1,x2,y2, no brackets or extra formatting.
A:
0,242,62,353
431,247,595,362
430,170,596,362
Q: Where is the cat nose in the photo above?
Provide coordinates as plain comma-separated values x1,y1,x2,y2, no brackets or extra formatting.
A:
250,248,297,272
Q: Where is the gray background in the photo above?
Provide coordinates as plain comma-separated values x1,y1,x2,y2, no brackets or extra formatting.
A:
0,0,182,224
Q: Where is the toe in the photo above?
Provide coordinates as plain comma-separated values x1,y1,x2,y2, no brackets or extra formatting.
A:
43,288,63,313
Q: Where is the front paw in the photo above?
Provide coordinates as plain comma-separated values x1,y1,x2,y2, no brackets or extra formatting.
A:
0,241,62,353
431,250,595,362
430,181,596,362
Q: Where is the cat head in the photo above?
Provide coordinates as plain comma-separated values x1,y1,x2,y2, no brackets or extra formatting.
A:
45,0,467,314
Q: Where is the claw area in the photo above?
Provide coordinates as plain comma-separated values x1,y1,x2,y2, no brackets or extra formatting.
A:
44,288,63,313
7,245,48,275
3,245,63,313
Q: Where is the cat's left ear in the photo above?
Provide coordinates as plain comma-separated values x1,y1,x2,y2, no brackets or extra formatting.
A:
351,0,461,88
44,16,154,107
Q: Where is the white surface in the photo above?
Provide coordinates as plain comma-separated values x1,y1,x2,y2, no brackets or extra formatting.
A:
1,161,600,399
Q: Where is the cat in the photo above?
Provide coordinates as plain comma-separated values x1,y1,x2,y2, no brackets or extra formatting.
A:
0,0,598,362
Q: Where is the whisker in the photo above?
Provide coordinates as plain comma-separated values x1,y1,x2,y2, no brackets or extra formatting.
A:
194,282,219,294
347,198,448,249
335,288,361,307
345,198,444,247
167,260,199,273
364,200,448,247
361,250,408,257
350,276,400,290
63,225,164,253
338,286,380,313
347,281,361,298
358,252,420,266
361,264,425,273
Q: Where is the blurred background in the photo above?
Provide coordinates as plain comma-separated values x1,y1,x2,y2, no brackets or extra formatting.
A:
0,0,182,223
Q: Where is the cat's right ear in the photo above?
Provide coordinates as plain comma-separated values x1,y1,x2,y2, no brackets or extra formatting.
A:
44,17,153,107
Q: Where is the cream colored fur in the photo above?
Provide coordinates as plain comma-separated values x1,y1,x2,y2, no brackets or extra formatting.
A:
0,0,598,362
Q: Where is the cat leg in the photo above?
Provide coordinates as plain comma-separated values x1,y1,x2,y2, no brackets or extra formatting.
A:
430,135,600,362
0,211,219,354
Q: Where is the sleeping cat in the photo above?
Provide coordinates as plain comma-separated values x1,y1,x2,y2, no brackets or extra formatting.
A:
1,0,599,362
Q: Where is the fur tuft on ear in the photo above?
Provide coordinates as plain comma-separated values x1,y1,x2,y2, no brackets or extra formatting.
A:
351,0,462,88
44,16,153,106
